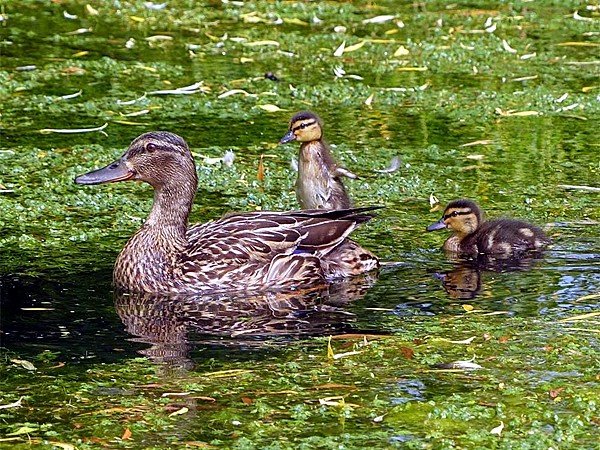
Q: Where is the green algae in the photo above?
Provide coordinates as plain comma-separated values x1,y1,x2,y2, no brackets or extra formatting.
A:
1,0,599,448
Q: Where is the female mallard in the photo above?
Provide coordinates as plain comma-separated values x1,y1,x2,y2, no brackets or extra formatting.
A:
279,111,357,210
426,199,551,255
75,131,379,295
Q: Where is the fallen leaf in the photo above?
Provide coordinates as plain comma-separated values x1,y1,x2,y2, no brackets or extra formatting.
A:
400,347,414,359
257,104,281,112
549,387,564,399
333,41,346,57
168,407,189,417
10,359,36,371
257,155,265,182
393,45,410,57
344,40,366,53
241,397,252,405
490,421,504,435
243,40,280,47
122,427,132,440
462,304,474,312
498,335,510,343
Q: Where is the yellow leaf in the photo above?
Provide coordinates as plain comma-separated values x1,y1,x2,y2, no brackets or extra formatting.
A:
393,45,410,57
557,42,600,47
168,406,189,417
283,17,309,26
240,57,254,64
582,86,598,93
344,40,366,53
48,442,75,450
85,4,99,15
396,66,428,71
72,51,89,57
129,15,145,23
327,336,335,359
243,40,280,47
364,93,374,106
557,311,600,323
462,304,474,312
257,104,281,112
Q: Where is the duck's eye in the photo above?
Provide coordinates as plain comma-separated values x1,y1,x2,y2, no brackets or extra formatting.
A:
299,123,307,129
451,211,459,217
146,143,158,153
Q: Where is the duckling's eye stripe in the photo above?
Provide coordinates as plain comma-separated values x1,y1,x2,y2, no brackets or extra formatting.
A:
292,120,317,132
443,211,471,220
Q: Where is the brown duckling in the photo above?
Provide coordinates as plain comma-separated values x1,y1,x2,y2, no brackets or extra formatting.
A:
75,131,379,295
279,111,357,210
427,199,551,256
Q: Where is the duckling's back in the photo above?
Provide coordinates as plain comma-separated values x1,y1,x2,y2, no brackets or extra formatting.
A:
471,219,551,255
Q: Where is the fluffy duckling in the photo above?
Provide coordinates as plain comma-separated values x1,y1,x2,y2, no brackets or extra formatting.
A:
75,131,379,295
280,111,357,210
427,199,551,256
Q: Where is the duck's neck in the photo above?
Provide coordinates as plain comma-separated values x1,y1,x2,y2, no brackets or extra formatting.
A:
145,181,196,242
113,179,197,293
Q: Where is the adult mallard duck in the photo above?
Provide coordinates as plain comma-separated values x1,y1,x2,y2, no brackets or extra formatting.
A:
75,131,379,295
426,199,551,256
279,111,357,210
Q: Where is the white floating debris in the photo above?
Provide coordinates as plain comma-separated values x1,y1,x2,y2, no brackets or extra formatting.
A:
63,11,78,19
520,52,536,60
222,150,235,167
333,66,346,78
121,109,150,117
490,421,504,435
144,2,168,10
501,39,517,53
65,27,92,35
333,40,346,57
57,89,82,100
148,81,204,95
217,89,256,99
556,93,569,103
362,15,395,24
39,123,108,134
125,38,136,49
375,156,401,173
117,93,147,105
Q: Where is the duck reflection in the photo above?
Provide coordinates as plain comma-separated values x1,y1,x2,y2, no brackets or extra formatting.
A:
433,253,546,300
114,276,376,368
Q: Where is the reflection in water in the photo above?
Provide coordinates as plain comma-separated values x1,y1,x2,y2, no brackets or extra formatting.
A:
433,253,547,300
115,276,377,369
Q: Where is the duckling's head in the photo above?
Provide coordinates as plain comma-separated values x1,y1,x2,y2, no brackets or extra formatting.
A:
427,199,482,236
279,111,323,144
75,131,197,190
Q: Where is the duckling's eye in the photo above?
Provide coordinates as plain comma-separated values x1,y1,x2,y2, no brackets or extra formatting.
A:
451,211,459,217
146,143,158,153
299,123,307,129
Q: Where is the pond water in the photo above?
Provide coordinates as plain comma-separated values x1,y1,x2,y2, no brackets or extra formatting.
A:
1,0,599,448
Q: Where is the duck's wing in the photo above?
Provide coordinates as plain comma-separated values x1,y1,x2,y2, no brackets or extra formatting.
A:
177,208,379,289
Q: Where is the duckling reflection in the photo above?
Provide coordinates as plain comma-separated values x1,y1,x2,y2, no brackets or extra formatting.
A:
280,111,357,210
433,253,547,300
114,275,377,368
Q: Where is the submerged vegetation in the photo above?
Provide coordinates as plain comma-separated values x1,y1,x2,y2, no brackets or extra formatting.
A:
0,0,599,448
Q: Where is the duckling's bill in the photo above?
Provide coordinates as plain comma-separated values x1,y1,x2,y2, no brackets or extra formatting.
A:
426,218,447,232
279,130,296,144
75,159,134,185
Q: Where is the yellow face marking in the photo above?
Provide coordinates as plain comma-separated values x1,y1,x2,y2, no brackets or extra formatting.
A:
442,207,478,235
290,119,322,142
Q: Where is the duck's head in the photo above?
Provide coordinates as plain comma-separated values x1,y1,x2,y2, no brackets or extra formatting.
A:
279,111,323,144
427,199,482,236
75,131,197,189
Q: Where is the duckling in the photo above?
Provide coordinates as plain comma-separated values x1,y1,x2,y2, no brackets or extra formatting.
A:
75,131,379,295
426,199,551,256
279,111,357,210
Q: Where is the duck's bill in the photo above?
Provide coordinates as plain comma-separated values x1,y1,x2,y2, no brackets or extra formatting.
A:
279,130,296,144
426,219,447,232
75,159,134,185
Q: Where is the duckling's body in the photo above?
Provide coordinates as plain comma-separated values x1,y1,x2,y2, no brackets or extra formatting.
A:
75,131,378,295
280,111,356,210
427,199,551,256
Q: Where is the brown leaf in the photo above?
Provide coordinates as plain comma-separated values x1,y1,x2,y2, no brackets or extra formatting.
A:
49,362,65,369
413,338,427,345
549,387,564,399
498,335,510,344
241,396,253,405
400,347,414,359
257,155,265,182
121,427,132,440
310,383,354,390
